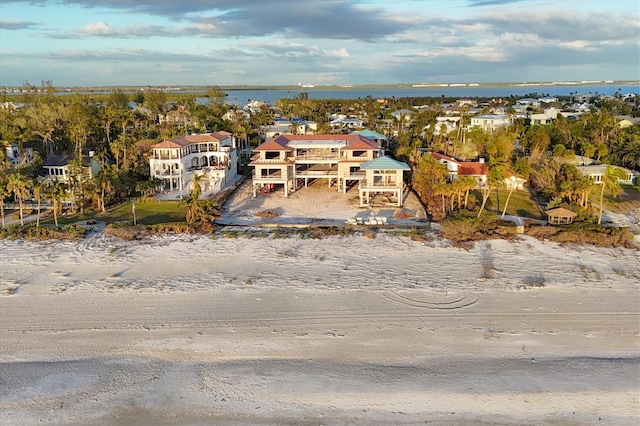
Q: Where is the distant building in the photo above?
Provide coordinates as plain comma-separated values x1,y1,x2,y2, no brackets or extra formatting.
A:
469,114,511,132
4,143,34,167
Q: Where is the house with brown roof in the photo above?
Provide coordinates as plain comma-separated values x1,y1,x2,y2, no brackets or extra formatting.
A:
148,131,237,195
249,134,381,198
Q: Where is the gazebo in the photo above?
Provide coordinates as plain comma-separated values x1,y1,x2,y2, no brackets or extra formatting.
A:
545,207,577,225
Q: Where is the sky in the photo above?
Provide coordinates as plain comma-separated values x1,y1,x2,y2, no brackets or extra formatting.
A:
0,0,639,87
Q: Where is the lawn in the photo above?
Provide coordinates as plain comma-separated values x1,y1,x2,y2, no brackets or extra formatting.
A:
45,201,186,226
599,184,640,214
476,189,545,219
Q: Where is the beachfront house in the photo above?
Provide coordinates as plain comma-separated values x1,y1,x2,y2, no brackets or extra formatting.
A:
576,164,639,185
358,156,410,207
148,131,237,196
249,134,381,198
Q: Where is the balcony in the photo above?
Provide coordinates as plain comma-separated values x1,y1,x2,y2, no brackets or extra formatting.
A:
359,179,401,189
154,170,182,177
254,173,288,182
187,165,228,172
295,170,337,177
294,153,340,162
345,171,365,179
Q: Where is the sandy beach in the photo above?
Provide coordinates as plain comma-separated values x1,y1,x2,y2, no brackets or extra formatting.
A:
1,182,639,425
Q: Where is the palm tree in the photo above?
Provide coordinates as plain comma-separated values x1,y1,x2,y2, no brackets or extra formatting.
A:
46,180,67,227
597,165,627,225
501,171,519,219
0,181,8,229
32,179,45,227
477,162,505,218
7,172,31,226
456,176,477,210
94,162,115,213
183,175,220,231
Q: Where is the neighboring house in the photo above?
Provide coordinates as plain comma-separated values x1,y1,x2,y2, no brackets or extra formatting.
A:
249,134,381,198
390,109,415,125
425,116,460,136
262,118,317,139
518,108,560,125
42,153,101,184
615,115,640,129
4,143,34,167
330,118,364,130
469,114,511,132
515,98,540,109
576,164,639,185
358,156,410,207
566,155,596,167
503,174,527,191
158,108,192,126
546,207,577,225
431,153,489,188
149,131,237,194
352,129,389,149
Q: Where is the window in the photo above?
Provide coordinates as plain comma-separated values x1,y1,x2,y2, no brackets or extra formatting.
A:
265,151,280,160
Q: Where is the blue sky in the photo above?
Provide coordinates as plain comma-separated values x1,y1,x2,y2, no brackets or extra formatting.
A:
0,0,638,87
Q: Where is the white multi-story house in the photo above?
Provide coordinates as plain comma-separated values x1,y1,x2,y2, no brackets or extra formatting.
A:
469,114,511,132
149,131,237,195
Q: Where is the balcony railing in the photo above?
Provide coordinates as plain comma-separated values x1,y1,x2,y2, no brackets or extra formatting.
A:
345,171,365,179
359,179,401,188
295,170,336,177
294,154,340,161
187,165,228,172
254,157,291,163
254,174,287,182
154,170,182,177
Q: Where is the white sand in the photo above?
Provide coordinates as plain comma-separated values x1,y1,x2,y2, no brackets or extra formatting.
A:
1,182,639,425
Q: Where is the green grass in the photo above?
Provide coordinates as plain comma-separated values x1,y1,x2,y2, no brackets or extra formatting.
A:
599,184,640,213
477,190,545,220
44,201,187,226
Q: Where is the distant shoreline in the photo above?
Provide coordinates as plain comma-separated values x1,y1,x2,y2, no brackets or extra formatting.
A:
2,80,638,94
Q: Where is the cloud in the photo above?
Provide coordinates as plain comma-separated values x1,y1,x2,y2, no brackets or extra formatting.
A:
7,0,418,41
0,19,39,30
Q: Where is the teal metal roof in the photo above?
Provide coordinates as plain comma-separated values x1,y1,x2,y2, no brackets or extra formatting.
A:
356,129,387,140
360,156,410,170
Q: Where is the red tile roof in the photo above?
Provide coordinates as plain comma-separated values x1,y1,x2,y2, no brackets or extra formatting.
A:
431,152,461,164
151,132,231,149
254,134,379,151
459,162,488,176
253,136,292,151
